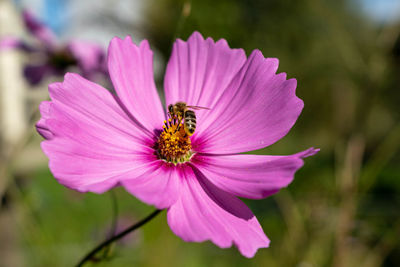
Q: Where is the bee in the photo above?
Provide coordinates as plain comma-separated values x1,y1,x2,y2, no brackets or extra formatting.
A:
167,102,210,136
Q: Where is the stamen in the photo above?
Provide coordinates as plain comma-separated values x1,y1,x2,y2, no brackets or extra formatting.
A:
156,117,192,164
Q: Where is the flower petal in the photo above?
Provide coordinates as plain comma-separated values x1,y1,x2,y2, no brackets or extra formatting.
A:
22,10,56,48
163,33,303,154
42,138,155,193
23,64,53,85
192,147,319,199
191,50,303,154
164,32,246,112
108,36,164,133
67,40,106,78
0,36,34,52
167,165,269,258
121,162,180,209
37,73,155,193
37,101,53,139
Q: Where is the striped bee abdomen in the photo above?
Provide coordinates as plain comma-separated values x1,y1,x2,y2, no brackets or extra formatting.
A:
184,110,196,136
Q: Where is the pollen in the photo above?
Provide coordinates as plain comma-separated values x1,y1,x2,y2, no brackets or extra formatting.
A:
156,118,192,164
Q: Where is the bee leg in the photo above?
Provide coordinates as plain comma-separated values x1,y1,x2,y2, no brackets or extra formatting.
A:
175,116,183,133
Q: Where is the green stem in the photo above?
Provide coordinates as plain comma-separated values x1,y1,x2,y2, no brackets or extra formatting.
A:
76,209,162,267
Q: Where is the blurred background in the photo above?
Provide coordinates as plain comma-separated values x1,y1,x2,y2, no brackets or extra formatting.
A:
0,0,399,266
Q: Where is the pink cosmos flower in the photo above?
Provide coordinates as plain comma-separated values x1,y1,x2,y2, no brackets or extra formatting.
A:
36,32,318,257
0,10,106,85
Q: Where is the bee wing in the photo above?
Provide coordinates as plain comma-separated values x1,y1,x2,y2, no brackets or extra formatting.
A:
186,105,211,110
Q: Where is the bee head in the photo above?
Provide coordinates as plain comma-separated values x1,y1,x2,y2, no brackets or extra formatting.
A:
168,104,173,114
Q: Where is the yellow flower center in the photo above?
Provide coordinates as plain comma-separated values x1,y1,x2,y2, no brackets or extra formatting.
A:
156,118,192,164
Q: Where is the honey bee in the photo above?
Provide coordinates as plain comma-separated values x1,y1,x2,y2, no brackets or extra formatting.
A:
167,102,210,136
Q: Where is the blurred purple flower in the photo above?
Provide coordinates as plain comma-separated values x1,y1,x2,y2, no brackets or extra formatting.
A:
0,10,106,85
36,32,318,257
